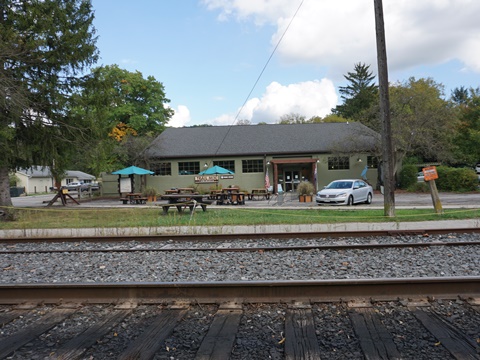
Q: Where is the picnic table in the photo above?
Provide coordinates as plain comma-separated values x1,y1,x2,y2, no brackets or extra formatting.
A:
208,190,222,199
120,193,148,205
177,188,196,194
164,189,179,194
216,188,245,205
248,188,270,200
160,193,211,214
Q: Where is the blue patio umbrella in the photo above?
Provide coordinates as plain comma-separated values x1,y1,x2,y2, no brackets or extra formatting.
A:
112,165,154,175
198,165,234,175
112,166,154,195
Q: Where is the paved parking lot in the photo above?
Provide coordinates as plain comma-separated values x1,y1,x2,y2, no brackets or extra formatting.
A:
10,191,480,209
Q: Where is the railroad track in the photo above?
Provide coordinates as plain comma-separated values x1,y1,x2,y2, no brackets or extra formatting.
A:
1,229,479,358
1,239,479,254
0,291,479,359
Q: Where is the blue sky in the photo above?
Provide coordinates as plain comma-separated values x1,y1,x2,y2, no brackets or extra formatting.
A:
91,0,480,127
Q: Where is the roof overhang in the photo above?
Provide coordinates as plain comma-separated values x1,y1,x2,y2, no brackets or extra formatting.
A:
270,158,317,164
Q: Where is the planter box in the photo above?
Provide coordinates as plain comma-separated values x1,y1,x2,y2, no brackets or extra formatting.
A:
299,195,313,202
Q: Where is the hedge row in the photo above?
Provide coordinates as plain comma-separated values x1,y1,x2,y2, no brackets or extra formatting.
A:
399,165,478,192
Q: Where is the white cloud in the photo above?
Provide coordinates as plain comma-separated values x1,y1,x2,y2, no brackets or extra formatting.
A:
211,79,337,125
120,58,138,65
202,0,296,25
168,105,191,128
201,0,480,126
203,0,480,76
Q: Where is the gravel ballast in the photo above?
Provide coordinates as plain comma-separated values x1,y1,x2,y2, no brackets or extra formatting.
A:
1,233,479,284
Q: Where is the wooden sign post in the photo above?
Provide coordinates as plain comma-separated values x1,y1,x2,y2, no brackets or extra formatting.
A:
422,166,443,214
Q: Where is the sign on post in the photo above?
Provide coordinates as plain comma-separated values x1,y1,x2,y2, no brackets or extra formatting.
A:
422,166,442,214
422,166,438,181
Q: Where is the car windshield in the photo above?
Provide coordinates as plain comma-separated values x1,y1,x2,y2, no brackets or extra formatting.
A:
326,181,353,189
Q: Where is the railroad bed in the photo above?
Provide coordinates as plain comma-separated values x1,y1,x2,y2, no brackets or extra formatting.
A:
1,299,479,359
1,233,479,283
1,231,479,358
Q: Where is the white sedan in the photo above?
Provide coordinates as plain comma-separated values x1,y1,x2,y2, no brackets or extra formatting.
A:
417,171,425,182
316,179,373,205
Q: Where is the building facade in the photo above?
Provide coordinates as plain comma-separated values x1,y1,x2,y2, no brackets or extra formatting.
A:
15,167,96,194
133,122,381,195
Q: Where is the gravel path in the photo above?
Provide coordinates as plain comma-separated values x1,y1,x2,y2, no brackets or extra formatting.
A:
1,233,479,284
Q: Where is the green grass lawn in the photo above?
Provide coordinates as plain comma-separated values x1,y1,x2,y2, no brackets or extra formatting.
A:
1,207,479,230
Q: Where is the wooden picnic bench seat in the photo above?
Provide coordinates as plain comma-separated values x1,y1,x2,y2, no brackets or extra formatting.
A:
120,197,148,204
216,192,245,205
161,200,212,214
248,193,270,200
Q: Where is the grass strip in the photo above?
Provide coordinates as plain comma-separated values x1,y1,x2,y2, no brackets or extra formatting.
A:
1,206,479,230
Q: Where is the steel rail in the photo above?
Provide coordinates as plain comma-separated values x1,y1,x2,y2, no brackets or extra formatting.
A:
1,227,479,244
1,240,479,254
1,277,479,304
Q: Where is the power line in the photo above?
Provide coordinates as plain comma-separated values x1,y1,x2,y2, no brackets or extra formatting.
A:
210,0,305,160
232,0,305,125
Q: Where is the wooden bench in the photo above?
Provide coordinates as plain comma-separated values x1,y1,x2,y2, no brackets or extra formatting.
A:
120,197,148,204
161,201,211,214
208,190,222,200
248,192,270,200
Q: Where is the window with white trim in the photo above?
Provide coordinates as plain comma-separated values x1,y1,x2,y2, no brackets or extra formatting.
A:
328,156,349,170
178,161,199,175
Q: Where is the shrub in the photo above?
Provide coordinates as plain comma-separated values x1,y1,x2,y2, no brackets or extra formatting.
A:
436,166,478,192
407,181,429,193
9,174,19,187
142,187,158,197
399,164,418,189
297,181,315,195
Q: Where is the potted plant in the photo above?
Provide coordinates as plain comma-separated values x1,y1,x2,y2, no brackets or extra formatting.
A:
143,187,158,202
297,181,315,202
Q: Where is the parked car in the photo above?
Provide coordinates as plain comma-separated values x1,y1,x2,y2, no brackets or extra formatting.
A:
476,163,480,174
65,182,89,191
417,171,425,182
316,179,373,205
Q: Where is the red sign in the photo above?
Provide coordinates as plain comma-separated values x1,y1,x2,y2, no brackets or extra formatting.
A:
422,166,438,181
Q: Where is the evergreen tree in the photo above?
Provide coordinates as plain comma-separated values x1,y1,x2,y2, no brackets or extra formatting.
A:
332,63,378,121
0,0,98,209
451,86,470,106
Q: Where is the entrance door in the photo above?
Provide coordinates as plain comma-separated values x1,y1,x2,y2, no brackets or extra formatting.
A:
284,170,301,192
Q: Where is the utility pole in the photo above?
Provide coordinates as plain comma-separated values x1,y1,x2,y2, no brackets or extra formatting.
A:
374,0,395,217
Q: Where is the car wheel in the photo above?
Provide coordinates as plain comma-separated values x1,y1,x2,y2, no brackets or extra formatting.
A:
365,193,372,204
347,195,354,206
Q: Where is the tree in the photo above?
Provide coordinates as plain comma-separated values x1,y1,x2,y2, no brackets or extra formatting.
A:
86,65,173,136
452,88,480,165
278,113,307,124
332,63,378,121
70,65,173,174
359,77,455,169
451,86,470,106
0,0,98,210
389,78,455,165
320,114,348,123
